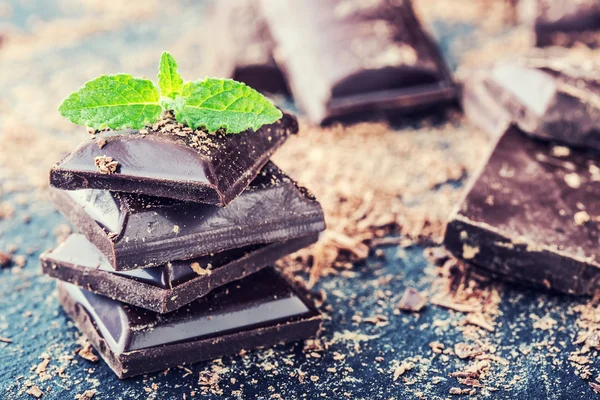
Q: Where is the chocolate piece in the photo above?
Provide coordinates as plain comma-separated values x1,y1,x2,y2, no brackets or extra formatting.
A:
526,0,600,48
396,287,427,312
41,233,318,313
49,162,325,270
212,0,289,95
464,52,600,150
49,112,298,205
57,267,322,378
444,125,600,295
260,0,456,124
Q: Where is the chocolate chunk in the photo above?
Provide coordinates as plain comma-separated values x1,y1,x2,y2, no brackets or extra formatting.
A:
49,162,325,270
260,0,456,124
41,233,318,313
49,112,298,205
396,287,427,312
57,267,322,378
444,125,600,295
527,0,600,48
463,52,600,151
211,0,289,95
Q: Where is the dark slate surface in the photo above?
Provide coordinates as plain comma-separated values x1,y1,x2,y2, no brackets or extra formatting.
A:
0,1,598,399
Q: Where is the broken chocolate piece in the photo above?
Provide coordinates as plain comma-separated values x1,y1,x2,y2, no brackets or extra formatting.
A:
397,287,427,312
49,111,298,205
41,233,318,313
57,267,322,378
444,125,600,295
463,51,600,151
260,0,456,124
525,0,600,48
49,162,326,270
212,0,289,95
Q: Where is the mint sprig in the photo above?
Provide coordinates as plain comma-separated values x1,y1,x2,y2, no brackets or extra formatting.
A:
58,52,282,134
173,78,284,132
158,51,183,100
58,75,162,130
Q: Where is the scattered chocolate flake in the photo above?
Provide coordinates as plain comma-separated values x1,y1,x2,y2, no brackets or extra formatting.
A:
190,262,212,276
449,387,476,395
0,251,12,268
392,361,415,381
12,254,26,268
464,313,495,332
397,287,427,312
429,342,445,354
454,343,484,359
26,386,43,398
94,155,119,175
76,341,99,363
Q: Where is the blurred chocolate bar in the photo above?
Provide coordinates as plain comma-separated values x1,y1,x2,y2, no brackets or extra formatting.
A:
462,49,600,150
209,0,288,95
521,0,600,47
259,0,456,124
444,125,600,295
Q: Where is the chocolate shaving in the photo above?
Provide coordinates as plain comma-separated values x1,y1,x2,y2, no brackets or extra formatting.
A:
76,341,99,362
190,262,212,276
94,155,119,175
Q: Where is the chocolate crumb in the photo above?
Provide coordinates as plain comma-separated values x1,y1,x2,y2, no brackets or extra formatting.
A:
26,386,43,398
449,387,476,395
190,262,212,276
397,287,427,312
0,251,12,268
96,138,107,149
76,341,99,363
75,390,97,400
94,155,119,175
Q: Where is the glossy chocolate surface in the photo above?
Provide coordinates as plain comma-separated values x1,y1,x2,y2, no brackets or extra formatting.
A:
260,0,455,124
49,111,298,205
444,126,600,294
533,0,600,47
60,267,317,354
41,233,318,313
466,51,600,151
49,162,325,270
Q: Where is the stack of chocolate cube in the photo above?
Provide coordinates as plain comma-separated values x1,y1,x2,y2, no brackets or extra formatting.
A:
40,111,326,378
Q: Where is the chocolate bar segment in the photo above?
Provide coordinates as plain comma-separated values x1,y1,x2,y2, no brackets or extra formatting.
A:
464,51,600,151
211,0,289,95
529,0,600,48
260,0,456,124
49,111,298,205
50,162,325,270
444,125,600,295
58,267,322,378
42,233,318,313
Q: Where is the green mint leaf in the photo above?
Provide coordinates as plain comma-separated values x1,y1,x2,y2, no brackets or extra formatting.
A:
58,74,161,130
173,78,282,133
158,51,183,99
